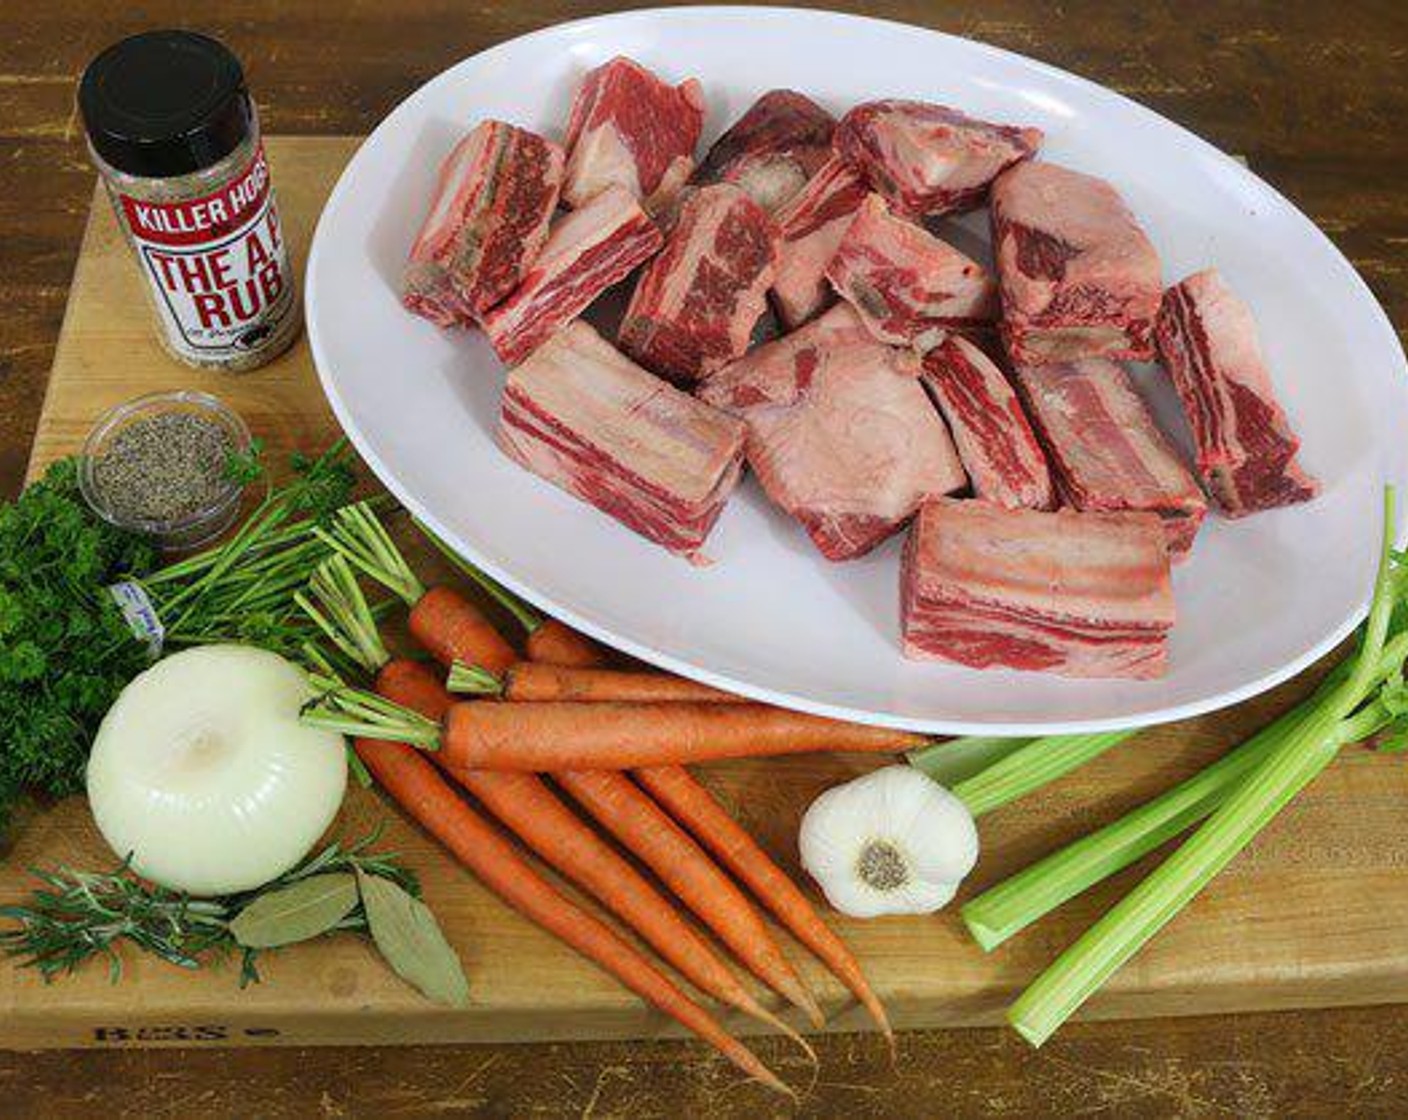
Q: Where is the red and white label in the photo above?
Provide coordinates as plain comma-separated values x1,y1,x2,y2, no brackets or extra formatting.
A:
116,144,295,362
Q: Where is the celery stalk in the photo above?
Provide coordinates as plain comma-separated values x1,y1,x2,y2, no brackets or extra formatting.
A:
966,627,1408,952
950,732,1136,818
960,703,1313,950
1009,704,1346,1046
907,736,1034,787
1005,487,1399,1047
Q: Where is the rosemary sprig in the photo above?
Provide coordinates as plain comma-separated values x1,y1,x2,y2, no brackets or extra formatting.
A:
0,863,228,982
0,827,418,987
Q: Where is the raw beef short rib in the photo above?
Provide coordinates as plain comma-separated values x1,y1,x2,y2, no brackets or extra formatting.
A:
992,161,1162,364
834,100,1041,216
921,337,1054,510
699,305,967,560
770,156,869,329
902,499,1175,679
1156,269,1318,516
826,192,998,350
1016,358,1208,556
691,90,835,213
618,183,779,385
498,321,745,560
402,121,564,326
481,184,664,367
562,56,706,213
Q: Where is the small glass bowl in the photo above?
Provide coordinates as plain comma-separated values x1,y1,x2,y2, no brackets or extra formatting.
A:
79,390,253,550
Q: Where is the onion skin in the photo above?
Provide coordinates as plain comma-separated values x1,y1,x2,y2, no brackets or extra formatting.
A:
86,645,347,896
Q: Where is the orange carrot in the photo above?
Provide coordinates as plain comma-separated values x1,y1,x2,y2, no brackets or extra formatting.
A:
453,768,814,1056
526,618,611,668
323,505,519,676
366,662,788,1095
417,517,609,668
553,769,824,1028
374,657,460,720
377,662,808,1050
408,584,518,675
498,663,747,704
636,764,893,1045
437,701,922,771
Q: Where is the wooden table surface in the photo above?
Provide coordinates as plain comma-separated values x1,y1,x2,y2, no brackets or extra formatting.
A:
2,2,1406,1116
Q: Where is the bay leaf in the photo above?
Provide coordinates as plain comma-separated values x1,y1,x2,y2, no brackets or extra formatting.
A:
356,869,470,1007
229,873,359,949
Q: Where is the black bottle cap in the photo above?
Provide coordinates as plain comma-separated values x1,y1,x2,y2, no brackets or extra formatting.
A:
79,30,252,179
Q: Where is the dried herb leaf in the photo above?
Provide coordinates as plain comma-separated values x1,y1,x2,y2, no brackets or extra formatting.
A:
356,870,468,1007
0,829,415,985
229,873,358,949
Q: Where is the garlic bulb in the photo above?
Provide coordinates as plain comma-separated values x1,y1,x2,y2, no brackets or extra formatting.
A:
86,645,348,896
798,765,978,918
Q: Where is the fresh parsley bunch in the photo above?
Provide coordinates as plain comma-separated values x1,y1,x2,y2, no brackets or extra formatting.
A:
0,459,156,826
0,443,361,833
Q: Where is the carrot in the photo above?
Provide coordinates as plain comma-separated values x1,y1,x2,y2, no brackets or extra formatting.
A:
408,584,517,675
636,765,894,1046
322,504,518,674
526,618,610,668
374,657,460,720
451,662,748,705
417,516,610,667
366,661,789,1096
377,662,810,1052
437,701,923,771
553,769,825,1028
454,768,815,1058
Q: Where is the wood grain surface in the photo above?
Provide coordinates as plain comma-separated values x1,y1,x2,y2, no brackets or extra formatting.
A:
3,2,1407,1116
13,132,1408,1051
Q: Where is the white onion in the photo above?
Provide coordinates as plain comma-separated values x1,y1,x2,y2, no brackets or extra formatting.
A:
86,645,347,896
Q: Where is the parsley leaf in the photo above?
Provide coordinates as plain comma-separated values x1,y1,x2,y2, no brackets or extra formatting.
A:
0,459,156,828
222,437,266,488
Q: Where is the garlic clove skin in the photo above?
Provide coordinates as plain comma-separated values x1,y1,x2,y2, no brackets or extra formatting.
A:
798,765,979,919
812,862,961,919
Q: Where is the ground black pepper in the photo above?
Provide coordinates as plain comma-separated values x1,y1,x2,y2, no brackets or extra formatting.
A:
90,412,235,523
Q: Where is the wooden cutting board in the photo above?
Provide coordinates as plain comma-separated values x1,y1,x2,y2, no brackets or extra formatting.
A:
4,136,1406,1051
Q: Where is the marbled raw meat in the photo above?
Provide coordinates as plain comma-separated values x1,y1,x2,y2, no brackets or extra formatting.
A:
901,499,1175,679
482,185,663,366
699,305,966,560
769,156,869,329
402,120,563,326
920,337,1054,510
1155,269,1318,516
562,56,706,213
619,183,778,385
826,192,997,350
834,99,1041,215
1016,358,1208,556
992,161,1162,364
691,89,835,213
498,321,745,560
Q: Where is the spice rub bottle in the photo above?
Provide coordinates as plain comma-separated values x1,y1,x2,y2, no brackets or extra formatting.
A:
79,31,299,372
